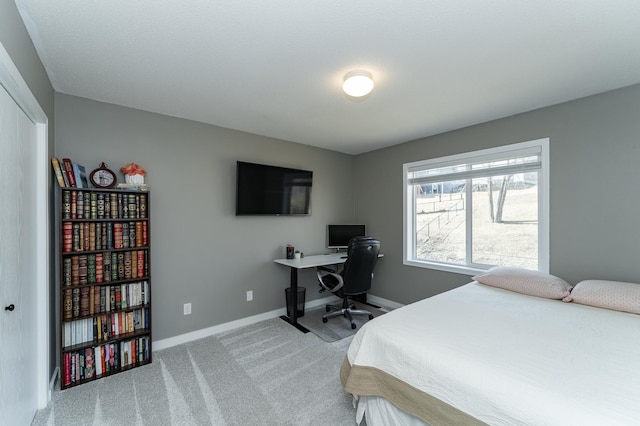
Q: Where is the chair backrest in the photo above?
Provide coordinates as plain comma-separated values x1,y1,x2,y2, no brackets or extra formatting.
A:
342,236,380,296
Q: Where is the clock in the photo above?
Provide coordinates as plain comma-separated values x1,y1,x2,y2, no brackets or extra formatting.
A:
89,162,117,188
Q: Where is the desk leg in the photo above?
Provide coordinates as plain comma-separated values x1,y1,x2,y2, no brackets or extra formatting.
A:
280,267,310,333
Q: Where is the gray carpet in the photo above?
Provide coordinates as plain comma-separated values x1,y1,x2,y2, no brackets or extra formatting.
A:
297,304,388,342
31,318,362,426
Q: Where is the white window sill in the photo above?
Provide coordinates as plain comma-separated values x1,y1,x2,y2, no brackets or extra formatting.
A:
403,259,488,277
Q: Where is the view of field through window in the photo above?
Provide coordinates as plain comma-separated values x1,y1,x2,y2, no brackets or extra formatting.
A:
414,174,538,270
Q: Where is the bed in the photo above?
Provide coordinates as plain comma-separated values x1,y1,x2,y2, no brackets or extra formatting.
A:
341,270,640,426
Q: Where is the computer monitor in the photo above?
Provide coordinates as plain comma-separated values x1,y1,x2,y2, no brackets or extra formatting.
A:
327,224,366,250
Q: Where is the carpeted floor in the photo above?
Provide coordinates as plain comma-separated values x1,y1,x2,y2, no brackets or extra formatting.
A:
297,304,388,342
32,318,362,426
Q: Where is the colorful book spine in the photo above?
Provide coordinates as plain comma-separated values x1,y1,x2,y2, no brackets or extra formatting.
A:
96,253,104,283
113,223,123,249
137,251,144,277
63,222,73,253
83,194,90,219
83,222,90,251
62,158,77,187
135,222,143,247
142,222,148,246
90,192,97,219
95,223,102,251
110,194,118,219
51,157,67,188
131,250,138,279
63,257,72,286
103,252,111,282
80,287,90,317
78,255,88,285
129,222,136,248
111,252,118,281
121,223,129,248
107,223,113,249
97,193,105,219
72,288,80,318
72,163,84,188
63,289,72,320
139,195,147,218
71,191,78,219
89,286,95,316
124,251,132,279
76,191,84,219
118,194,123,218
87,254,96,283
72,224,80,252
115,287,121,311
94,285,101,314
89,223,96,251
71,256,79,286
62,191,71,219
117,252,125,280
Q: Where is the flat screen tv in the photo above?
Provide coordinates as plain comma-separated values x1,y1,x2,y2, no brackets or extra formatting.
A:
327,224,366,249
236,161,313,216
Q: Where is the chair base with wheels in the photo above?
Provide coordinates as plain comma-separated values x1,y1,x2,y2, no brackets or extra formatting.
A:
322,297,374,329
316,237,380,330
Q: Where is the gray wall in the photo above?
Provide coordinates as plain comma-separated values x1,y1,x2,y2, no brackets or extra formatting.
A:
55,93,355,340
354,84,640,304
1,1,56,385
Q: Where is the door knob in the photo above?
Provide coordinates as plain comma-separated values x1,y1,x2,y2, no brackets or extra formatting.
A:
5,304,14,311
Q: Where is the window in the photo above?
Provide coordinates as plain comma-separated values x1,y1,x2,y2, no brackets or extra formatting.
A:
403,139,549,275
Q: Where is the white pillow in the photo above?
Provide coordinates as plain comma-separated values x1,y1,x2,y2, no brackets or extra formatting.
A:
473,266,572,299
562,280,640,314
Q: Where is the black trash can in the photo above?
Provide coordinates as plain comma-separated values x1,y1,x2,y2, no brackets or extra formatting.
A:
285,287,306,318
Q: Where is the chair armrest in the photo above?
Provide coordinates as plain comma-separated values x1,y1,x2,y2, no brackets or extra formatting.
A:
316,269,344,293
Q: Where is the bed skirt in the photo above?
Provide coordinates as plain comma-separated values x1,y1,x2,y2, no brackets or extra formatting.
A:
341,357,487,426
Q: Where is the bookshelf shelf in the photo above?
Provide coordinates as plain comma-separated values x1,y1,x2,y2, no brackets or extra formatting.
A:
58,187,152,389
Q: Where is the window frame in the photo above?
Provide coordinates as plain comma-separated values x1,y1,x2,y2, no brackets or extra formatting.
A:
403,138,550,276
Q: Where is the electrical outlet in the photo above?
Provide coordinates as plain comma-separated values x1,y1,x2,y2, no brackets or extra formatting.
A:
183,303,192,315
246,290,253,302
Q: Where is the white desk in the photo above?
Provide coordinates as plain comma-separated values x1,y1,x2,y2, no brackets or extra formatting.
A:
274,252,382,332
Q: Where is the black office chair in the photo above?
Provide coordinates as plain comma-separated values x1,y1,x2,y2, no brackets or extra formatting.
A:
317,236,380,329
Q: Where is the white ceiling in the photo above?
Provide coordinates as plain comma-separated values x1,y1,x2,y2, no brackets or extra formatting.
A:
14,0,640,155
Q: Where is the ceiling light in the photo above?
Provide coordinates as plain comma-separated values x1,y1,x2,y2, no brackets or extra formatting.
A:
342,70,374,97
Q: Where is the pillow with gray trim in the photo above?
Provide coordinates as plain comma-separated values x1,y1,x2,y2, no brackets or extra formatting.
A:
473,266,572,299
562,280,640,314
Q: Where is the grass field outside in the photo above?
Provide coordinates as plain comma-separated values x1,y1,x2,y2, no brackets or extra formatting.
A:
415,185,538,270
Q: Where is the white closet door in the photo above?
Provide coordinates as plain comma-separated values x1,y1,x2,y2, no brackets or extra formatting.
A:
0,80,39,425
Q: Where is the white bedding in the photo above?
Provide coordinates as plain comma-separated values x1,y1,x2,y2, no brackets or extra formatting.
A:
346,282,640,425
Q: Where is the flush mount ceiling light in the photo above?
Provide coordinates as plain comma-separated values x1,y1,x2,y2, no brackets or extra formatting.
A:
342,70,374,97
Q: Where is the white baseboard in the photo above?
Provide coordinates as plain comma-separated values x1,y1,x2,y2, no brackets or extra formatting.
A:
152,295,338,351
366,294,405,311
152,294,402,352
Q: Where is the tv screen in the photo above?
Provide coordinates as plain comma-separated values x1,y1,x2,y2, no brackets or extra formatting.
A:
327,224,366,249
236,161,313,216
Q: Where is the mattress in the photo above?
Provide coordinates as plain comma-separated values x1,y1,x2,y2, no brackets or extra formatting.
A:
342,282,640,425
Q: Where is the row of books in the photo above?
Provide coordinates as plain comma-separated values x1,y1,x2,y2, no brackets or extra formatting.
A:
63,281,150,320
63,307,150,347
62,190,147,220
52,157,89,188
62,251,148,286
63,221,148,253
62,336,151,387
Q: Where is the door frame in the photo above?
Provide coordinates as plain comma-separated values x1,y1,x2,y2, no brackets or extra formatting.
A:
0,42,50,408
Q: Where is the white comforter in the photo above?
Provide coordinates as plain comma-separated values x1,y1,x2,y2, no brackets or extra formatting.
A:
347,282,640,425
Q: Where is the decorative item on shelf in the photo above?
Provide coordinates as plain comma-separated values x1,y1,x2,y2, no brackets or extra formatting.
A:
118,163,149,190
89,163,117,189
